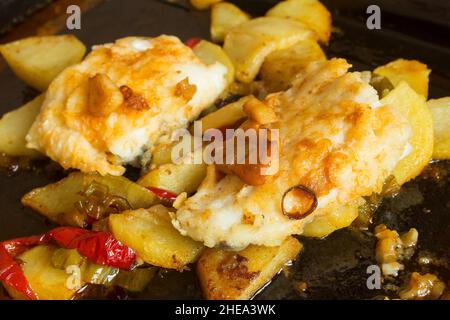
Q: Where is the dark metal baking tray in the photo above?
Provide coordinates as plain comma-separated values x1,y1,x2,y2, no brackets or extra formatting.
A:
0,0,449,300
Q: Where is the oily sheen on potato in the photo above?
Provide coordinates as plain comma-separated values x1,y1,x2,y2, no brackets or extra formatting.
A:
381,82,434,185
197,237,302,300
109,206,204,270
0,94,44,157
0,35,86,91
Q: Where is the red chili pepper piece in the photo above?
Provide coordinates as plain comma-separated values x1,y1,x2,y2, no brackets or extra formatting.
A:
0,227,137,299
185,37,201,48
147,187,177,201
0,245,37,300
147,187,178,207
3,235,44,256
47,227,136,270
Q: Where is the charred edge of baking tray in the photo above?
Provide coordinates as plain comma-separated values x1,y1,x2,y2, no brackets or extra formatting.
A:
0,0,53,35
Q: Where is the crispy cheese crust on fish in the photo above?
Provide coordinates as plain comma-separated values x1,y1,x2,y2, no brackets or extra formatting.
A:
26,36,227,175
174,58,411,249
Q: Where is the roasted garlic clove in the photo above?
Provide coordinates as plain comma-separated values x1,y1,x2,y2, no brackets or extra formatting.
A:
243,96,278,125
87,73,124,117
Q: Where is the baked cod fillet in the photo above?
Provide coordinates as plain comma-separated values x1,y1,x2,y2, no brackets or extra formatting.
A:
174,58,411,248
26,36,227,175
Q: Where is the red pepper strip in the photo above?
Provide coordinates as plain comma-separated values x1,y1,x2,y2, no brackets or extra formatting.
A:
47,227,136,270
185,37,201,48
0,245,37,300
3,235,44,257
2,228,136,270
0,227,137,299
147,187,178,202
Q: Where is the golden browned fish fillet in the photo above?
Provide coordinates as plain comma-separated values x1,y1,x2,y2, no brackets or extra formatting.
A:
27,36,227,175
173,58,411,249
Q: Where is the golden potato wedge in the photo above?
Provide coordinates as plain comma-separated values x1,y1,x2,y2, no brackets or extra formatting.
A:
211,2,251,43
195,96,250,133
151,132,206,167
141,133,206,194
223,17,315,83
381,82,433,185
374,59,430,98
4,245,81,300
193,40,235,86
138,162,207,195
197,237,302,300
0,35,86,91
302,198,364,238
22,172,157,225
190,0,222,10
428,97,450,159
150,142,179,166
260,39,326,92
0,94,44,157
266,0,332,44
109,206,204,270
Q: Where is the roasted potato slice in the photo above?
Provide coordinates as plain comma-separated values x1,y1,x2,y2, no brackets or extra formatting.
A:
138,162,207,195
195,96,250,133
140,133,207,195
302,199,364,238
190,0,222,10
223,17,315,83
150,141,179,166
260,39,326,92
0,35,86,91
4,245,81,300
381,82,434,185
266,0,332,44
193,40,235,86
22,172,157,225
0,94,44,157
374,59,430,98
428,97,450,159
197,237,302,300
109,206,204,270
211,2,251,43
